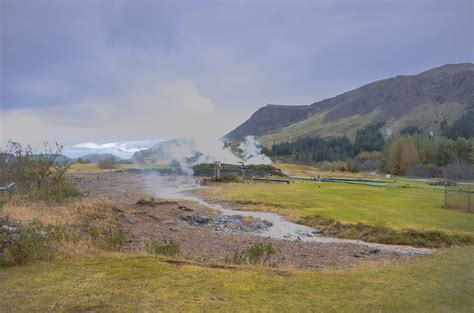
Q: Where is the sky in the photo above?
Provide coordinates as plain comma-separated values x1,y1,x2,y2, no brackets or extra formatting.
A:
1,0,473,155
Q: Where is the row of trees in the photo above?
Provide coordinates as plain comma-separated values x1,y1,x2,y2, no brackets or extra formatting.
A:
263,123,384,163
384,136,474,179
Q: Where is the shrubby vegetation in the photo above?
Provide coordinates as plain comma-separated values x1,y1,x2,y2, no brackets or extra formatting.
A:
0,141,79,201
301,215,473,248
230,243,275,265
385,135,474,179
192,163,281,178
89,227,125,251
146,240,181,256
0,219,78,266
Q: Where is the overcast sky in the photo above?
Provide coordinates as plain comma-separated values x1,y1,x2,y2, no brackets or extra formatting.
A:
1,0,473,150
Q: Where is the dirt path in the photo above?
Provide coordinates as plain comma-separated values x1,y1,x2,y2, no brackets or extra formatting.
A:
68,171,420,269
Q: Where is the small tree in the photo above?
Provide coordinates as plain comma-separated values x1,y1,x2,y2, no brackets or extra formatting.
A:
399,140,419,175
385,138,402,175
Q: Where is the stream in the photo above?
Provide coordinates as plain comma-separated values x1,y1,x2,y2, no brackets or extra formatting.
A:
146,175,432,255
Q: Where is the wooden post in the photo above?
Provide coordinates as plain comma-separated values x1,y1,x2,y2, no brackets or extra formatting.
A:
444,185,447,208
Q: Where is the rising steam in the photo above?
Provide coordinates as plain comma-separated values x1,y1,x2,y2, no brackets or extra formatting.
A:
129,136,271,175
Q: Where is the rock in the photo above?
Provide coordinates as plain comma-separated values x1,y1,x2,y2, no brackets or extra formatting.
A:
311,229,322,235
1,225,18,233
178,206,193,212
182,214,210,224
361,248,381,255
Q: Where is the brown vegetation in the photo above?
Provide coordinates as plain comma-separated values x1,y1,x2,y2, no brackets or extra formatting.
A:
2,197,114,226
300,215,474,248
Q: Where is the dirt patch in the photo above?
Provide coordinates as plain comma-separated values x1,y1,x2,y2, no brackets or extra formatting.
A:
67,171,415,270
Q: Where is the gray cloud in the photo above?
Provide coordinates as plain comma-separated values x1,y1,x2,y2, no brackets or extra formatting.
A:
1,0,472,147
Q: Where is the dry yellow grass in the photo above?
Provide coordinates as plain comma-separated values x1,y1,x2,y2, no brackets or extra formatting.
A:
68,163,101,172
275,163,372,178
1,197,116,260
1,197,114,226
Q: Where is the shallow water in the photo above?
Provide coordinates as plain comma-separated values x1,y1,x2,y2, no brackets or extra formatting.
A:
145,175,431,255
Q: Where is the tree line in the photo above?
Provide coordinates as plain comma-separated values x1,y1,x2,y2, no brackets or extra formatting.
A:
262,112,474,179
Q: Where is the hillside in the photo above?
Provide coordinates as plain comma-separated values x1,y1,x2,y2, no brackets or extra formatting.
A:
225,63,474,146
77,153,122,163
131,138,197,163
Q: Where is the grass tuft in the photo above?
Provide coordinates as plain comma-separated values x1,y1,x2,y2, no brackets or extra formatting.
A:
230,243,275,265
89,227,125,251
146,240,181,256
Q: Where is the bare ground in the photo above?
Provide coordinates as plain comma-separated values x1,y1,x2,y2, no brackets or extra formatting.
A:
68,171,414,269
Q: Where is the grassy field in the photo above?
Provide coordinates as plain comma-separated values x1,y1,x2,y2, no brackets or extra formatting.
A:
196,180,474,236
3,164,473,311
276,162,374,178
1,247,473,312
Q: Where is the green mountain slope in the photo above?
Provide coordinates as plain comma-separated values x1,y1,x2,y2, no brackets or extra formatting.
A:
225,63,474,146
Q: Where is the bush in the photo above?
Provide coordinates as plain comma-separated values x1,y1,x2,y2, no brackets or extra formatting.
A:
98,157,118,170
31,182,81,202
442,160,474,180
0,220,76,267
89,227,125,251
230,243,275,265
406,164,440,178
146,240,180,256
220,173,242,183
0,141,76,200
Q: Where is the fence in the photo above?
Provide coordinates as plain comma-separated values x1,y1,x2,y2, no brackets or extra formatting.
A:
444,186,473,212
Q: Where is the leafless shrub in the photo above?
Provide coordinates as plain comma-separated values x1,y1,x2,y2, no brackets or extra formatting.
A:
1,141,76,200
442,160,474,180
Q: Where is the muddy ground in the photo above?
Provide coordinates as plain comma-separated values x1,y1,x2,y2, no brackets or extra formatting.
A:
68,171,414,269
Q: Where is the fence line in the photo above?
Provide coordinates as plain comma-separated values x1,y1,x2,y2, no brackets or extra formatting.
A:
444,186,473,212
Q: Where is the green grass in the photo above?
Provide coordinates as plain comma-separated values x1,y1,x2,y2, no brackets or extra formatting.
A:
258,101,466,147
1,247,473,312
196,181,474,236
259,110,380,146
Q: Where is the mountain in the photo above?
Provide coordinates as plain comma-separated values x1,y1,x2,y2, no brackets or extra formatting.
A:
77,153,122,164
131,138,197,163
225,63,474,146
